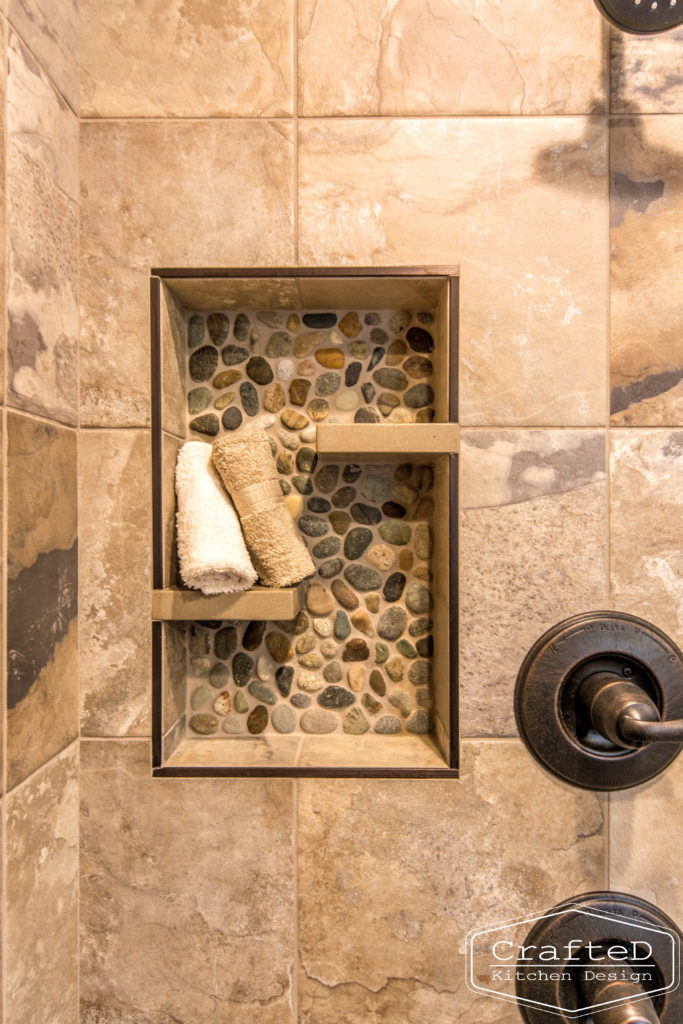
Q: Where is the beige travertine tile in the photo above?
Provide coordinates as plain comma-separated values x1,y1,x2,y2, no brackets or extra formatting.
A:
610,756,683,926
610,116,683,425
7,411,78,790
460,430,608,735
299,117,608,426
6,742,78,1024
8,0,79,111
610,429,683,647
80,0,292,117
298,739,606,1024
80,740,295,1023
611,28,683,115
7,30,78,425
299,0,606,116
80,119,295,426
79,429,152,736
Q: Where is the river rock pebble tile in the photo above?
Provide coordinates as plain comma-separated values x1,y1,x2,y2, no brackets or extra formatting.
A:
184,306,436,736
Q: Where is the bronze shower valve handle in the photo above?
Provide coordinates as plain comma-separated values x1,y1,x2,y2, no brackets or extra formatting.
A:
578,672,683,749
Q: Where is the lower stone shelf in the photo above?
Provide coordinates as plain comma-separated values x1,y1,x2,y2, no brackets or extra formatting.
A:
152,585,302,621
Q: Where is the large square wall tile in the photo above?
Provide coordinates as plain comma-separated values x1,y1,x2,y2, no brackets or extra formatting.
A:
80,740,296,1024
298,739,606,1024
298,0,605,116
80,0,293,117
79,119,295,426
5,743,78,1024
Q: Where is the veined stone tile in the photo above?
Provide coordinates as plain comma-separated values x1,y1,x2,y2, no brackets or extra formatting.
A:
7,30,78,426
79,430,151,736
6,743,78,1024
610,756,683,926
610,116,683,425
80,119,295,426
611,429,683,646
8,0,79,111
7,412,78,789
298,740,606,1024
611,28,683,114
299,117,608,426
299,0,606,117
81,0,293,117
80,740,296,1023
460,430,607,736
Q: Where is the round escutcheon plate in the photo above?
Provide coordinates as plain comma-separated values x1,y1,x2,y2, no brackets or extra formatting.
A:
514,611,683,791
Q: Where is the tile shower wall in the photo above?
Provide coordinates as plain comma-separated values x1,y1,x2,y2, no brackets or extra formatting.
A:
0,0,670,1021
2,1,80,1022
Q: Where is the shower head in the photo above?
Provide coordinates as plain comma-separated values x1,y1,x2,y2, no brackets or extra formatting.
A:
593,0,683,32
593,0,683,33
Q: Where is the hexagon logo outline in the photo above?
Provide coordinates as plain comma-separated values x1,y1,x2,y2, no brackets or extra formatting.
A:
466,903,679,1018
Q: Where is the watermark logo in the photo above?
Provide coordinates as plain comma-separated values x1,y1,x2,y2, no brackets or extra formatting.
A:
466,903,679,1018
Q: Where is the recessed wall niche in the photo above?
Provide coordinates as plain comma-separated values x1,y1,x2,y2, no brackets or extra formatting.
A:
151,268,459,778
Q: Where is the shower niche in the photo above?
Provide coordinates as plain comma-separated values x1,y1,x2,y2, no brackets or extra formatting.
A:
151,267,459,777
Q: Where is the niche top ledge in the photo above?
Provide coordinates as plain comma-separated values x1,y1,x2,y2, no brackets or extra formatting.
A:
153,265,459,314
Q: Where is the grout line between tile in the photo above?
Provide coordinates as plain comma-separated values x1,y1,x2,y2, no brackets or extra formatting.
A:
79,423,151,433
74,110,670,126
460,424,611,432
5,403,78,433
79,114,296,124
80,735,151,742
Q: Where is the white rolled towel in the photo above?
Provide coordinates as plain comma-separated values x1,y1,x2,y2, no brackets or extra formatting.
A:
175,441,257,594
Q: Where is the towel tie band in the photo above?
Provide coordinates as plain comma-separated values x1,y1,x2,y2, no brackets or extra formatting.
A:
233,478,284,518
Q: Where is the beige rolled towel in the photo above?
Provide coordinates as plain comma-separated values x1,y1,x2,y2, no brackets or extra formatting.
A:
212,431,315,587
175,441,257,594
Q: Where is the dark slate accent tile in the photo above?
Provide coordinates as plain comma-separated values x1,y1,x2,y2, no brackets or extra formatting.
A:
7,541,77,708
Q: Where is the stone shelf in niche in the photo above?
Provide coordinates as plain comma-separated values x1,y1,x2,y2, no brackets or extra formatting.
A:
315,423,460,456
151,585,302,622
150,267,459,779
